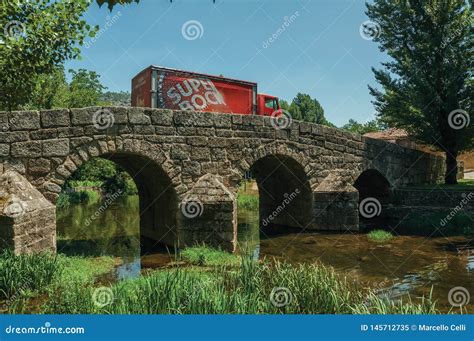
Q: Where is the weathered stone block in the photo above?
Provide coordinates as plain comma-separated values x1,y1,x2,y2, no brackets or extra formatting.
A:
30,128,58,140
149,109,173,126
0,144,9,156
71,107,100,126
129,108,151,125
41,109,70,127
9,111,40,130
42,139,69,157
11,141,41,158
28,158,50,175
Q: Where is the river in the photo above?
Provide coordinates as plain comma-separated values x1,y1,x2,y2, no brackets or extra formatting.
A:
57,195,473,312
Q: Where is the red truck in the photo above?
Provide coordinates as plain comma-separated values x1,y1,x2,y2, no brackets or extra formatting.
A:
131,66,280,116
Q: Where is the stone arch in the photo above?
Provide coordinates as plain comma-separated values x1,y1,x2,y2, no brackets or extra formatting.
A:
235,142,313,233
353,168,392,230
354,169,391,200
49,138,182,249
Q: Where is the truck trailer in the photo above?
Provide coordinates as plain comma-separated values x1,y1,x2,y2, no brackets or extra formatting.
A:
131,66,280,116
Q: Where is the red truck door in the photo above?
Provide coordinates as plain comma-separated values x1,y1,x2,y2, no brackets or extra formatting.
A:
257,94,280,116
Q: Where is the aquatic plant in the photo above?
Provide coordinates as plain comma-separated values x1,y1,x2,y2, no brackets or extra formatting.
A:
180,245,239,266
37,253,437,315
367,230,393,243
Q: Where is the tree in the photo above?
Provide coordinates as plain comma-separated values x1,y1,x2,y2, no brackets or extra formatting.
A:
342,119,385,135
25,66,69,110
367,0,473,184
101,91,131,106
288,93,334,126
279,99,290,112
0,0,98,111
96,0,215,10
68,69,107,108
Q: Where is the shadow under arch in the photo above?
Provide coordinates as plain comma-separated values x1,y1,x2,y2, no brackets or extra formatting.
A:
57,151,179,254
103,152,179,249
249,154,313,235
354,169,392,230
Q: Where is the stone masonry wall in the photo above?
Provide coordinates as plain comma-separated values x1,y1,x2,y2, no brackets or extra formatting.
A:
0,107,447,253
0,169,56,254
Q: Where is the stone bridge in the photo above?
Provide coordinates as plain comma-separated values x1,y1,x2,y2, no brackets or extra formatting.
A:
0,107,445,254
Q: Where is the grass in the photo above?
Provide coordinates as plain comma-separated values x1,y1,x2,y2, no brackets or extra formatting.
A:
237,180,259,210
0,250,58,300
0,251,115,313
237,193,259,210
0,247,438,315
67,180,103,188
367,230,394,243
44,258,437,314
404,179,474,191
180,245,240,266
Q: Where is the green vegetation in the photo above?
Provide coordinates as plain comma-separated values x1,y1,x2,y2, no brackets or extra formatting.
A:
367,0,473,184
0,0,98,111
0,247,438,315
67,158,137,196
181,245,239,266
56,190,100,210
67,180,103,188
57,158,138,210
237,193,259,210
0,251,58,300
237,181,259,210
341,118,386,135
403,179,474,191
280,93,334,127
367,230,394,243
101,91,131,106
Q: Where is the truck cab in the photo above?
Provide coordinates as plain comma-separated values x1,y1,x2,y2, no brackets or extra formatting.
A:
257,94,280,116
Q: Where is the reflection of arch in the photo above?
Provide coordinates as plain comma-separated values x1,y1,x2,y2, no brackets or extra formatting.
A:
243,152,313,233
53,139,181,249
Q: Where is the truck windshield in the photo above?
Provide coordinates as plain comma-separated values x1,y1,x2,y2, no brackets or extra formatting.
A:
265,97,278,110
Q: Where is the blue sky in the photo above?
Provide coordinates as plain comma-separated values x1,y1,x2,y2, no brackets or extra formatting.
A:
66,0,387,127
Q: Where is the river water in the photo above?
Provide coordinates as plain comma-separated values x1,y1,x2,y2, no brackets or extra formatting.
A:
57,195,473,312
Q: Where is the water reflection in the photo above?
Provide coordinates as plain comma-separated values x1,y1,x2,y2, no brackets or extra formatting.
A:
57,197,473,312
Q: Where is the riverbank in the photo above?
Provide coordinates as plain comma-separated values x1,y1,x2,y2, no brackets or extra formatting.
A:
57,179,138,210
0,248,440,315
